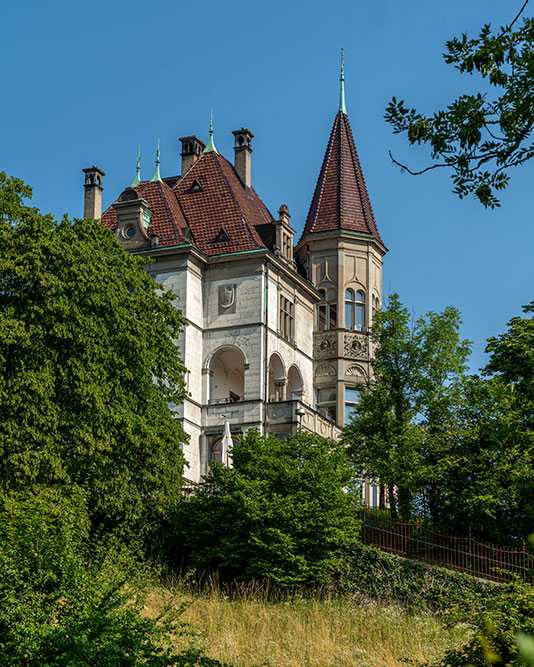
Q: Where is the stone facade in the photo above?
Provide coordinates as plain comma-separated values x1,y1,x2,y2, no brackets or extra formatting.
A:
96,92,386,487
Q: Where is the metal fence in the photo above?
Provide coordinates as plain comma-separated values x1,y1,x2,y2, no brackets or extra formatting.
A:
358,509,534,583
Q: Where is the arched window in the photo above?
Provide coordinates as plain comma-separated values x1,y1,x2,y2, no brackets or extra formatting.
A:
345,289,365,331
316,287,337,330
209,347,245,403
287,365,303,400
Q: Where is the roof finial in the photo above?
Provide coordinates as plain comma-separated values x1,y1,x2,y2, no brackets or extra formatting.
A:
203,107,218,154
131,144,141,187
150,138,162,182
339,48,347,114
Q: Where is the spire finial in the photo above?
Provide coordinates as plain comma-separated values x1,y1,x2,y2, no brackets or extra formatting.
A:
339,48,347,114
150,138,162,182
131,144,141,187
203,107,219,154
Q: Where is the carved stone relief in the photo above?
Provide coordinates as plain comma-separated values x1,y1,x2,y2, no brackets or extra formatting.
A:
344,333,369,359
218,284,236,314
345,364,367,383
313,332,337,359
315,363,336,377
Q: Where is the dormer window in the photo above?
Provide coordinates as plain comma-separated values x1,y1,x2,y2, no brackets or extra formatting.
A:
215,228,230,243
188,179,203,193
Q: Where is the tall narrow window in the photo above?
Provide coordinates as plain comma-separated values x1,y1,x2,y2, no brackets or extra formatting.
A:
280,295,294,341
317,289,327,331
345,289,365,331
315,387,337,422
317,287,336,330
344,386,360,424
355,291,365,331
345,289,355,330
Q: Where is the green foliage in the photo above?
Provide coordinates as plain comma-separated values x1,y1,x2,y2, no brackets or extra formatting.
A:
336,542,494,614
0,172,188,535
0,488,235,667
170,430,360,587
422,579,534,666
426,374,534,541
385,11,534,207
343,293,471,521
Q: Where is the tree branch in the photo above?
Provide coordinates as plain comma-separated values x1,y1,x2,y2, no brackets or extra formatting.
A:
388,151,451,175
508,0,529,29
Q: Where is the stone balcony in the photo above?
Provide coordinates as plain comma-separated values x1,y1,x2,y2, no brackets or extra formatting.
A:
202,397,340,440
266,399,341,439
203,398,263,435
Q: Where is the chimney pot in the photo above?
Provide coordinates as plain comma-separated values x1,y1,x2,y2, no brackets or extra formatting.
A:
179,136,206,175
82,165,105,219
232,127,254,189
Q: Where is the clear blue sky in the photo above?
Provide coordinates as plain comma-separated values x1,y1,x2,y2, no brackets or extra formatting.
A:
2,0,532,371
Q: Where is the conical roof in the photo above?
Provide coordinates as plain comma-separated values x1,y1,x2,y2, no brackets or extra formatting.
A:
299,110,383,245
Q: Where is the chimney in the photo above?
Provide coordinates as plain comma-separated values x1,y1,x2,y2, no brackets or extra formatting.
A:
274,204,296,265
232,127,254,189
179,136,206,175
82,165,105,219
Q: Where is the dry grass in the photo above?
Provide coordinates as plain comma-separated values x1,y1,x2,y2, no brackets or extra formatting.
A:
145,579,469,667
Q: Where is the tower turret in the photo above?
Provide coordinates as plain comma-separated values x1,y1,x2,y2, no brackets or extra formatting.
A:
296,51,387,426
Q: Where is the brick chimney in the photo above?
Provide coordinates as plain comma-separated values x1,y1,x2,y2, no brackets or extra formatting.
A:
232,127,254,189
82,165,105,219
179,136,206,175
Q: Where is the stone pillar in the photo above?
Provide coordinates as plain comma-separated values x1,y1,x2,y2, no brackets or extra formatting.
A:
82,166,105,220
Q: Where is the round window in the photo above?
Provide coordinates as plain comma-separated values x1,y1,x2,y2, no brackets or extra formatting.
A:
125,226,135,239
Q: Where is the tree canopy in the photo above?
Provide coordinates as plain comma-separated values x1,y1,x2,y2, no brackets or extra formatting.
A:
170,430,360,587
343,293,534,543
385,2,534,207
0,172,188,534
343,294,471,521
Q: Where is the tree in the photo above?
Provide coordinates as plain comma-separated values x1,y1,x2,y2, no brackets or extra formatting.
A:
0,172,188,535
422,374,532,541
385,2,534,207
170,430,360,587
343,294,471,521
0,488,233,667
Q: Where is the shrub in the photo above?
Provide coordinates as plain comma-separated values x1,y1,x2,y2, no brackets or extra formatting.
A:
169,430,360,587
0,488,234,666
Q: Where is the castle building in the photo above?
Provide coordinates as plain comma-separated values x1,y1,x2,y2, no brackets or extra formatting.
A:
88,58,387,488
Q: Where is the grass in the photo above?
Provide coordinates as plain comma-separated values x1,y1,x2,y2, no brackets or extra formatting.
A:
145,578,469,667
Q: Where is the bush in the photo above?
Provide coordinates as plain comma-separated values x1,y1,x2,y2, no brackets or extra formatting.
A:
422,579,534,666
0,488,234,666
336,542,494,613
169,430,360,587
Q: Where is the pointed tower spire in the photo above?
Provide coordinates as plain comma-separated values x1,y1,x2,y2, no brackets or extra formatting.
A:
150,138,162,182
297,88,383,246
339,48,346,114
203,108,218,154
131,145,141,187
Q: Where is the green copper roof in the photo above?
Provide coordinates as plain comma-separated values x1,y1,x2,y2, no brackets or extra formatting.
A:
339,48,346,114
150,138,162,182
131,145,141,187
203,108,218,154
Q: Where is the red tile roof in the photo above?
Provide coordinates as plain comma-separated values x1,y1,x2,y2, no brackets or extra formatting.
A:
299,111,383,245
101,180,188,247
173,152,271,256
102,152,274,257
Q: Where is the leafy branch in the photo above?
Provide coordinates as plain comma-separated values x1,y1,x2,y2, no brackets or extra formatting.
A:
385,4,534,207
